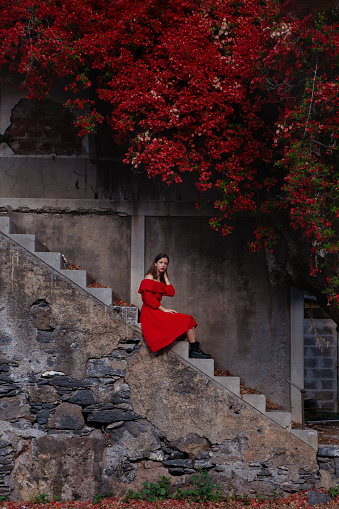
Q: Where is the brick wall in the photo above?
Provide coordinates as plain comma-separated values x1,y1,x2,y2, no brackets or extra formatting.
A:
5,98,82,155
304,314,338,411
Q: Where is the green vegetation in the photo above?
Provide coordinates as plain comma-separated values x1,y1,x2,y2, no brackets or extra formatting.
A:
91,491,114,504
31,493,50,504
124,476,171,502
176,469,222,502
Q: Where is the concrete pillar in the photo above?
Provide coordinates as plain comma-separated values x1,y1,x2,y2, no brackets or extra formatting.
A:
290,287,305,423
130,214,145,307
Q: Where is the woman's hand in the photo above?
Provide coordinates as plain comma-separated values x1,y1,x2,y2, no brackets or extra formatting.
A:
164,272,170,285
159,305,178,314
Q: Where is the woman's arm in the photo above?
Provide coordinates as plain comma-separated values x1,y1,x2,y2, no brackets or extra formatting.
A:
158,304,178,314
163,272,175,297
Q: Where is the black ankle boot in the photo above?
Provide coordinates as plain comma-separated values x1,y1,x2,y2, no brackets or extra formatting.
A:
189,341,212,359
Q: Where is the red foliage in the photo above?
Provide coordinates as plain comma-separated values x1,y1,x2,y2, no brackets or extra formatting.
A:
1,492,339,508
0,0,338,305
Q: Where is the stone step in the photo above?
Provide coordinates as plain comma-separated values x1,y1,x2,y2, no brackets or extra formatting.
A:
0,216,119,308
242,393,266,413
0,216,22,234
8,233,49,253
264,411,291,430
59,269,88,289
86,287,113,306
291,428,318,450
213,375,241,397
35,252,64,270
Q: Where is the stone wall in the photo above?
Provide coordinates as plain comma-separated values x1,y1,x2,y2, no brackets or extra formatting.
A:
0,231,321,500
317,446,339,489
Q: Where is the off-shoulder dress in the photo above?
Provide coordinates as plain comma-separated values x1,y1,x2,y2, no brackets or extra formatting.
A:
138,279,197,352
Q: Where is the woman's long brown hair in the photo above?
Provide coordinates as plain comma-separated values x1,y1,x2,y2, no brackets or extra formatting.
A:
145,253,169,283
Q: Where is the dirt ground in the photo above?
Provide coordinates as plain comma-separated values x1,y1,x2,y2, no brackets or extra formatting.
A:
306,421,339,444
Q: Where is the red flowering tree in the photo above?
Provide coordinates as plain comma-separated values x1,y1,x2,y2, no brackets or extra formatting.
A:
0,0,338,321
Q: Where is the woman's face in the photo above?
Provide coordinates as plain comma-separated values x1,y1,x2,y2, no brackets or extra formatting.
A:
155,257,169,275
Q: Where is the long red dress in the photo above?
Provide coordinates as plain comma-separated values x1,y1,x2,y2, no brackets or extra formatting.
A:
138,279,197,352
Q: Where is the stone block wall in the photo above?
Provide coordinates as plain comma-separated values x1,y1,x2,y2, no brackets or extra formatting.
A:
0,231,322,500
317,446,339,489
304,317,338,411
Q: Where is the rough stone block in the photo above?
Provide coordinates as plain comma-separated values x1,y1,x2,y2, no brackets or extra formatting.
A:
163,459,193,468
0,395,30,421
87,358,127,377
48,402,85,430
68,390,96,406
318,446,339,457
168,434,210,457
36,331,55,343
307,491,333,505
86,409,138,424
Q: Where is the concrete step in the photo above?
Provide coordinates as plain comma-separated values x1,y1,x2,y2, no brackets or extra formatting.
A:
8,233,49,253
86,287,113,306
242,394,266,413
167,341,215,376
35,252,63,270
0,216,22,234
189,358,215,377
167,340,189,360
59,269,88,289
264,411,291,430
213,375,241,397
291,428,318,449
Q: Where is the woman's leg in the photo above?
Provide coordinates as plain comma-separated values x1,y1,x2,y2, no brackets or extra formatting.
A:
186,328,196,343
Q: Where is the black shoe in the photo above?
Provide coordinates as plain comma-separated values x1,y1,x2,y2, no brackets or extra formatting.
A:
189,341,212,359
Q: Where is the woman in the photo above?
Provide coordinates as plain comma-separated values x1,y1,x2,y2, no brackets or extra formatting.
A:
138,253,211,358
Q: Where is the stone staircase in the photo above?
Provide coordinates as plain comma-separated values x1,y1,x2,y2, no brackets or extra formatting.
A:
0,216,317,450
0,216,138,323
166,341,318,449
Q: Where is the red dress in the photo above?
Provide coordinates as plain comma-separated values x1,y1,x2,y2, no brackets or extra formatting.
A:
138,279,197,352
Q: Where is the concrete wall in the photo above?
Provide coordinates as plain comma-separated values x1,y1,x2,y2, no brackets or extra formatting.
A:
145,216,291,409
0,233,321,500
6,209,131,302
304,316,338,411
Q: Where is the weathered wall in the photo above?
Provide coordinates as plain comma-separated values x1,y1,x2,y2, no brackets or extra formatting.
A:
0,71,96,200
6,209,131,301
145,216,291,409
0,232,320,500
